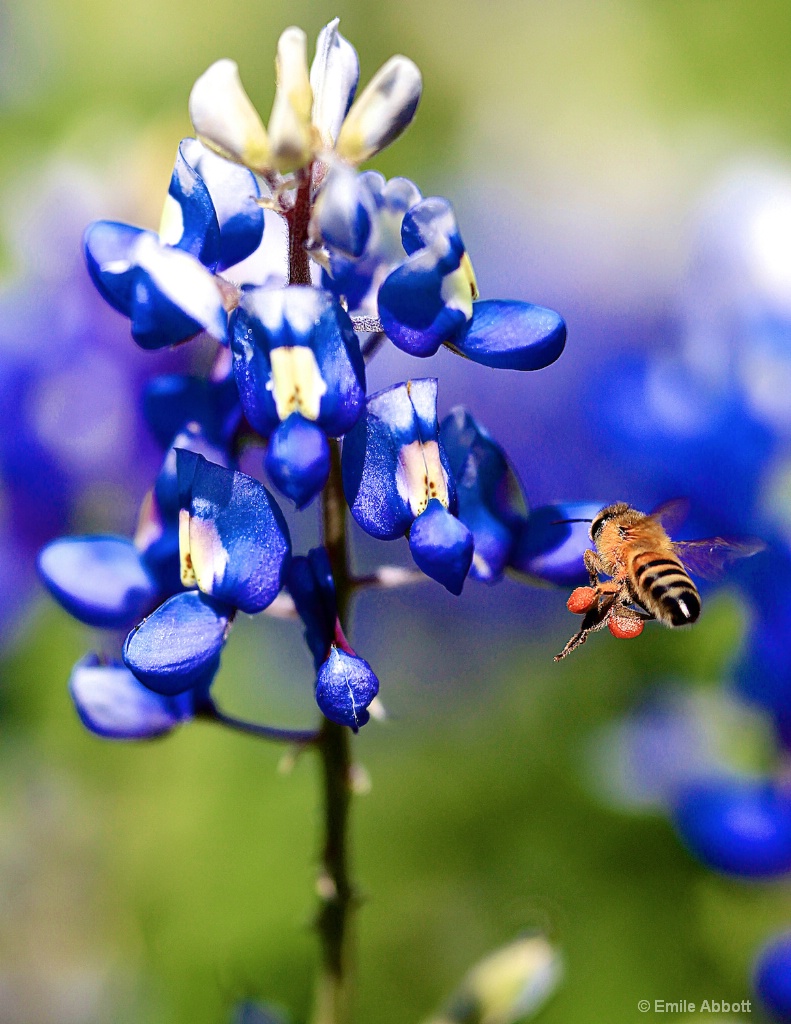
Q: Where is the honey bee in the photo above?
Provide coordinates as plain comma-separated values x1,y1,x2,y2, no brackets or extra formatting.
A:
554,500,764,661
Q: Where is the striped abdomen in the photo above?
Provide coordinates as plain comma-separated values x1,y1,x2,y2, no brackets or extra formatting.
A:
630,551,701,626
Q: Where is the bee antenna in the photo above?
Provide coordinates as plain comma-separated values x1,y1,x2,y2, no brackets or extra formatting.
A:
551,518,593,525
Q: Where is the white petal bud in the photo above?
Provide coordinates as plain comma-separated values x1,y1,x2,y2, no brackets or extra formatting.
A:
310,18,360,149
189,59,271,173
335,55,422,165
268,27,315,173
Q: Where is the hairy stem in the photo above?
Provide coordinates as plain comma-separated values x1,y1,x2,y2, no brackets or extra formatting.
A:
311,438,356,1024
288,171,313,286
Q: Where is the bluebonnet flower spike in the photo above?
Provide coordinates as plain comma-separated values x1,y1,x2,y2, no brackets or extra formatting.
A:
70,653,196,740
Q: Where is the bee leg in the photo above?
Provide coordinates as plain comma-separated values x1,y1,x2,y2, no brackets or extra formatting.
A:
554,595,615,661
554,628,590,661
583,549,605,587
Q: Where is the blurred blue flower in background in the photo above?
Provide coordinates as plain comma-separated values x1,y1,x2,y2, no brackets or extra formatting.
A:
0,156,194,646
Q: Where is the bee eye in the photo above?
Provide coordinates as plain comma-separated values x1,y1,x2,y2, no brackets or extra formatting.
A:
618,526,627,538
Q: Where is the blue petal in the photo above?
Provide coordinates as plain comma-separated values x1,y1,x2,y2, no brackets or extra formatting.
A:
123,590,230,696
379,251,469,356
84,220,144,317
754,933,791,1023
323,173,422,315
231,286,365,438
408,498,473,595
671,778,791,878
510,502,603,586
342,379,450,540
163,140,222,269
85,222,228,349
288,547,337,669
314,162,371,258
230,306,279,436
440,408,527,582
138,516,182,599
177,451,291,613
315,647,379,731
265,414,331,509
38,536,158,628
143,372,241,448
70,653,195,739
155,423,231,525
450,300,567,370
377,196,473,356
179,138,264,271
130,236,228,348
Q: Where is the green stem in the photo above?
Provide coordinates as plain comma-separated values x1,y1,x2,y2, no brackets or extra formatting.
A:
311,439,356,1024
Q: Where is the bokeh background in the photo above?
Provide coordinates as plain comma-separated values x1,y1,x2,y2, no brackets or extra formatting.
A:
3,1,791,1021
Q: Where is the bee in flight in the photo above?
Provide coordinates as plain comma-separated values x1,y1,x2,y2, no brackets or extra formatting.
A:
554,500,764,661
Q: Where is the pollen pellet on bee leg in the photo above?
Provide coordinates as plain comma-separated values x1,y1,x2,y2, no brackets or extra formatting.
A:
608,614,644,639
567,586,597,614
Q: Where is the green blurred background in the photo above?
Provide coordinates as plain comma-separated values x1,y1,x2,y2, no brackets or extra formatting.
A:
3,1,791,1021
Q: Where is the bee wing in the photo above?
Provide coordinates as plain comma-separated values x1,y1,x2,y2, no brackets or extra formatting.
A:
672,537,766,581
649,498,690,534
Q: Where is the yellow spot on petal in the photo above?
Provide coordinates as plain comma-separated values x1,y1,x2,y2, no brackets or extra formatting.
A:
268,346,327,421
441,262,476,319
460,251,479,300
158,193,184,247
179,508,197,588
187,516,229,594
396,439,449,516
